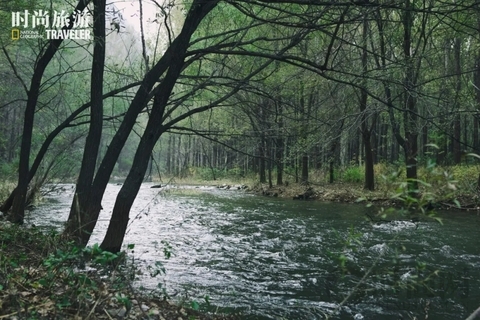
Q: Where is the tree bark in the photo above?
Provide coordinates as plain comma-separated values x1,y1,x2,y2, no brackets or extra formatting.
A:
453,37,462,164
403,0,418,191
64,0,106,245
301,154,308,185
276,101,284,185
360,13,375,191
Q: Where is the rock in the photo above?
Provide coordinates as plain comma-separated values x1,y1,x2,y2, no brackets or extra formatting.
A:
293,187,315,200
107,307,127,317
140,304,149,312
264,191,278,197
151,184,162,188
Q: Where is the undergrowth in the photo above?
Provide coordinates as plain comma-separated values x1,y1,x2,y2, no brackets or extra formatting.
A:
0,223,237,319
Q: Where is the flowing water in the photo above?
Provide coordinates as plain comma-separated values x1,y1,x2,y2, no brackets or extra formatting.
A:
29,183,480,319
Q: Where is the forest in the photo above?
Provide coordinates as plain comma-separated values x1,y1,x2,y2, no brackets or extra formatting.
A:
2,0,480,249
2,0,480,319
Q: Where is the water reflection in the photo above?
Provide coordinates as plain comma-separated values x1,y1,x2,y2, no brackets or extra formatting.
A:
29,183,480,319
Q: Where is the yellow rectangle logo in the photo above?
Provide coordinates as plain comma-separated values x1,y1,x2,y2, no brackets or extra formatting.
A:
11,29,20,40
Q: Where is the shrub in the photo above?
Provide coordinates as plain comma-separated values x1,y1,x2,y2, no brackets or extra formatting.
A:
342,166,363,183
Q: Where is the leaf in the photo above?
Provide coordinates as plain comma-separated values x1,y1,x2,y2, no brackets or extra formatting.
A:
453,199,461,208
191,300,200,310
20,291,31,297
447,183,457,191
424,143,440,149
466,153,480,160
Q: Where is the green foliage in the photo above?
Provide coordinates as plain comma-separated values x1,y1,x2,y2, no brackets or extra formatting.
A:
0,181,15,204
0,224,140,318
115,293,132,310
0,162,17,180
342,166,363,183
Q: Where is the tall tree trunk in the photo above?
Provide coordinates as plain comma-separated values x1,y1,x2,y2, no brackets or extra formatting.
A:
329,141,337,184
402,0,418,191
64,0,106,245
166,135,172,174
276,101,284,185
259,138,266,183
453,37,462,164
267,141,273,188
301,154,308,185
475,39,480,153
363,133,375,190
360,14,375,190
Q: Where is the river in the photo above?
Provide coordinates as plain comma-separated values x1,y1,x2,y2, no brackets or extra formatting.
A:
28,183,480,319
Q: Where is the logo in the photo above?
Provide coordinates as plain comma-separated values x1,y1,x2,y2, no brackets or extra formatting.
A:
10,9,91,40
11,29,20,40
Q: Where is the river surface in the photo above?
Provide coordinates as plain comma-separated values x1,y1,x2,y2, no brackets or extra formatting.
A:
28,183,480,319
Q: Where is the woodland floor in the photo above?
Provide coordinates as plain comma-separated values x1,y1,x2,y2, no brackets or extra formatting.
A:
0,219,240,320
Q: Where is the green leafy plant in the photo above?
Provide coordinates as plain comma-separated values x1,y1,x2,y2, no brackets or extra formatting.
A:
342,166,363,183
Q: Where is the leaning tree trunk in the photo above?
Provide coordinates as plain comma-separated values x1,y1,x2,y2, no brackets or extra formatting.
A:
100,0,219,252
101,117,165,252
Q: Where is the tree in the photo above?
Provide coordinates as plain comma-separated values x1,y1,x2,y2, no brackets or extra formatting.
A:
65,0,221,247
64,0,106,243
359,14,375,190
8,0,92,224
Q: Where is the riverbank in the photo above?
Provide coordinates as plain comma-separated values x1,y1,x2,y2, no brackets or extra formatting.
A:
251,180,480,212
0,221,239,320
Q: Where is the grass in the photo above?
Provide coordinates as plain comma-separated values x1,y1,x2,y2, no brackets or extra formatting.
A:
0,181,14,205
